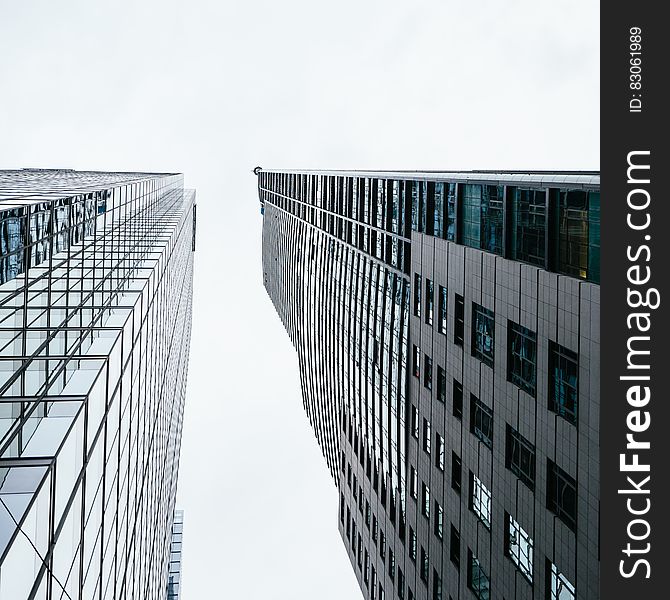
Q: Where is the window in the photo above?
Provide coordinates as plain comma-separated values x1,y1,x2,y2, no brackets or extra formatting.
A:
506,425,536,490
437,366,446,403
409,528,417,561
454,294,464,346
450,525,460,569
421,483,430,518
420,547,429,582
470,394,493,448
467,549,490,600
547,560,576,600
410,466,418,499
414,274,421,317
364,550,370,585
411,405,419,438
434,502,444,539
425,278,434,325
549,341,579,425
438,285,448,334
432,570,443,600
453,379,463,419
424,355,433,389
462,184,504,254
451,452,462,493
436,433,445,471
558,189,600,283
412,345,420,377
472,303,495,366
366,501,371,527
507,321,537,394
389,548,395,579
372,515,378,542
380,531,386,559
423,419,431,454
511,187,546,267
506,513,533,583
547,460,577,532
398,568,405,599
470,472,492,528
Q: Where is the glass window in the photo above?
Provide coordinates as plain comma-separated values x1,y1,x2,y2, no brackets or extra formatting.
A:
425,278,434,325
462,184,482,249
481,185,504,254
389,548,395,579
453,379,463,419
547,460,577,532
424,355,432,390
470,472,492,528
450,525,460,569
549,561,576,600
432,570,443,600
470,394,493,448
434,182,445,239
559,190,600,282
412,345,420,377
451,451,462,493
421,483,430,518
507,321,537,394
506,513,533,583
434,502,444,539
413,274,421,317
437,366,446,403
423,419,431,454
438,285,448,334
409,528,417,561
506,425,536,490
472,303,495,367
436,433,445,471
512,188,546,266
467,549,490,600
549,342,579,425
411,405,419,438
454,294,464,347
420,547,429,582
410,466,418,499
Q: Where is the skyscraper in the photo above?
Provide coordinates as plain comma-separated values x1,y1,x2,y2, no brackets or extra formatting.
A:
258,169,600,600
0,169,195,599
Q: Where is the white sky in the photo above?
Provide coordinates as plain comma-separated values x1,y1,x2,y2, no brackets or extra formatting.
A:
0,1,598,598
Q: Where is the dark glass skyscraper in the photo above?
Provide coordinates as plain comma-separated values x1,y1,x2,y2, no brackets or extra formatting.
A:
0,169,195,599
258,169,600,600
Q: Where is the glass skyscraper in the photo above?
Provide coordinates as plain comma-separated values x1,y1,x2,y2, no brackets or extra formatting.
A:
258,170,600,600
0,169,195,599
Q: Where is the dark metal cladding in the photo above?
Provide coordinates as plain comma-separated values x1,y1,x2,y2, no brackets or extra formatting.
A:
259,168,600,600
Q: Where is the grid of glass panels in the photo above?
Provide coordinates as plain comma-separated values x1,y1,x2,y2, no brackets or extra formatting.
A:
257,171,600,283
167,510,184,600
0,170,194,600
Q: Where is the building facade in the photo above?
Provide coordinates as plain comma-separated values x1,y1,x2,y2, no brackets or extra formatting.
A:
258,169,599,600
167,510,183,600
0,169,195,599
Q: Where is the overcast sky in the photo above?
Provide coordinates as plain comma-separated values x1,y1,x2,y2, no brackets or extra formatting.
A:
0,1,598,598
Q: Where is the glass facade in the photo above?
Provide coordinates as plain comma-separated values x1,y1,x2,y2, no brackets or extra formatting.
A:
167,510,184,600
0,169,195,600
258,169,599,600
